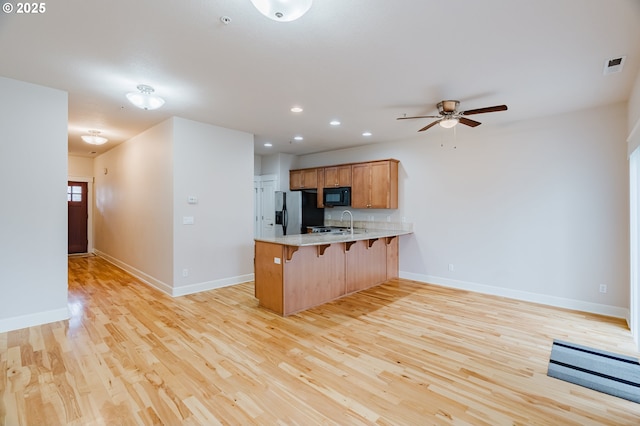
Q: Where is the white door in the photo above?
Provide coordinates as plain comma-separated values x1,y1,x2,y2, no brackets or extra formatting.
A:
630,148,639,350
253,178,261,238
260,177,278,238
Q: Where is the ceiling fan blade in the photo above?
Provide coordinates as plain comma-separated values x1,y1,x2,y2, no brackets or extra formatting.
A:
461,105,508,116
397,115,441,120
418,120,440,132
459,117,481,127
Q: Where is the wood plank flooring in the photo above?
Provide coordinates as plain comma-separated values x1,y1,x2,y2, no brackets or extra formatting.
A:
2,255,640,425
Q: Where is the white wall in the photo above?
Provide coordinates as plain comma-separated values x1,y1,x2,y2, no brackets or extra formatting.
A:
297,103,630,317
260,153,295,190
94,119,175,290
254,155,262,176
172,117,254,295
0,77,69,332
629,68,640,154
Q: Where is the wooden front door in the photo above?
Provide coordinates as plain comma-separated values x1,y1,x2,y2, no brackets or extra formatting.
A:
68,181,88,254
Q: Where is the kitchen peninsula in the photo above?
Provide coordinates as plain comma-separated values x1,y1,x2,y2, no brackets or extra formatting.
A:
254,228,411,315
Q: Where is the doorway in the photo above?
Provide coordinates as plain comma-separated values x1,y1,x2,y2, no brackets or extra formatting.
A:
68,181,88,254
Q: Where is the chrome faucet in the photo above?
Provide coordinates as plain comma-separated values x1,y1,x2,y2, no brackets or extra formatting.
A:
340,210,354,236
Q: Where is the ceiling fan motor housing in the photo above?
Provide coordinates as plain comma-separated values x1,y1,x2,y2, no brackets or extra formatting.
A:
438,100,459,114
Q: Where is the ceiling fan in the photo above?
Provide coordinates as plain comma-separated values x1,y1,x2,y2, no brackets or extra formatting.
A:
397,100,508,132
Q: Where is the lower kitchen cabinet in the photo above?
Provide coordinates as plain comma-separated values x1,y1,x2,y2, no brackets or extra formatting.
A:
254,235,401,316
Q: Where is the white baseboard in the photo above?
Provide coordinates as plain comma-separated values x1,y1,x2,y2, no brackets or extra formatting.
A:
0,307,70,333
94,250,174,296
94,250,254,298
400,271,630,320
172,274,254,297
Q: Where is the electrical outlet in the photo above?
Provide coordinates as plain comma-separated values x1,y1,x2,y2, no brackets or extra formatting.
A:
182,269,189,277
599,284,607,293
448,264,454,272
386,215,391,222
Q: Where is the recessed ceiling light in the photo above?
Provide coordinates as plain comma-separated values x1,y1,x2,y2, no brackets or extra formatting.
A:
294,136,303,141
330,120,341,126
264,142,273,147
362,131,372,137
290,106,303,113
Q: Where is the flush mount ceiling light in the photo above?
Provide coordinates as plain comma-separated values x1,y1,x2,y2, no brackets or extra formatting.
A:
250,0,312,22
81,130,108,145
439,118,459,128
126,84,165,110
290,106,303,113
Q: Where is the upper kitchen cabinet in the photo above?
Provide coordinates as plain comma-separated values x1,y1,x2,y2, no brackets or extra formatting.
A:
323,165,352,188
290,168,319,190
351,160,399,209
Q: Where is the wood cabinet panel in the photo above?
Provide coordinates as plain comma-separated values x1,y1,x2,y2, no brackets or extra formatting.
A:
254,242,284,314
350,163,369,208
385,236,399,279
345,239,387,293
290,168,319,190
351,160,398,209
283,244,346,314
324,165,352,188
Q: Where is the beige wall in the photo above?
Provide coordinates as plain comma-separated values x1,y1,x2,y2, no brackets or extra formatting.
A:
94,119,174,290
296,102,630,318
0,77,69,332
93,117,254,296
68,155,94,177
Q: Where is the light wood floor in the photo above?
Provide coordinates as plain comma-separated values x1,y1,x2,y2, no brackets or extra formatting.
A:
2,256,639,425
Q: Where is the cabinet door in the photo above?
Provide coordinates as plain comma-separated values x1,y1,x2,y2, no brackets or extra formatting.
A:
324,167,339,187
370,161,391,208
337,165,352,186
301,169,318,189
290,170,302,190
350,163,370,208
324,165,352,188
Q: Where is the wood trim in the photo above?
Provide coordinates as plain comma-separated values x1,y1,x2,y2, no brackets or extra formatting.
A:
285,245,299,261
317,244,330,256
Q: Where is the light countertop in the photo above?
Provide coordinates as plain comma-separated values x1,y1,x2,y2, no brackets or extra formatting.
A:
254,229,413,247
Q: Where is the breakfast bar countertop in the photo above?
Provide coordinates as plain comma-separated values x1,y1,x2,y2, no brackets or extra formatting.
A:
254,228,412,247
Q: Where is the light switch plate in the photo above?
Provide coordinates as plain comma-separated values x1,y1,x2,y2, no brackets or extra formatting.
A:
183,216,195,225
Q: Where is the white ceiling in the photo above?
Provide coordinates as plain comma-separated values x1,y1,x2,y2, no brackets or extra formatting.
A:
1,0,639,157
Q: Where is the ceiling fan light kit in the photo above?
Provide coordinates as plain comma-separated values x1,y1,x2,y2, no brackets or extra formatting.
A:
81,130,108,145
397,99,508,133
439,118,459,128
250,0,312,22
126,84,165,110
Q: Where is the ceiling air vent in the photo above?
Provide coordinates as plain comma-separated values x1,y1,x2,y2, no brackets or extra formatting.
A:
603,56,626,75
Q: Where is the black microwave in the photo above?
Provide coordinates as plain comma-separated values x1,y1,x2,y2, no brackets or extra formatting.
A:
323,187,351,207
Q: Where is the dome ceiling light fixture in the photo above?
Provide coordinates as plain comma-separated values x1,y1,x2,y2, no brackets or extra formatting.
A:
250,0,312,22
81,130,108,145
126,84,165,110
